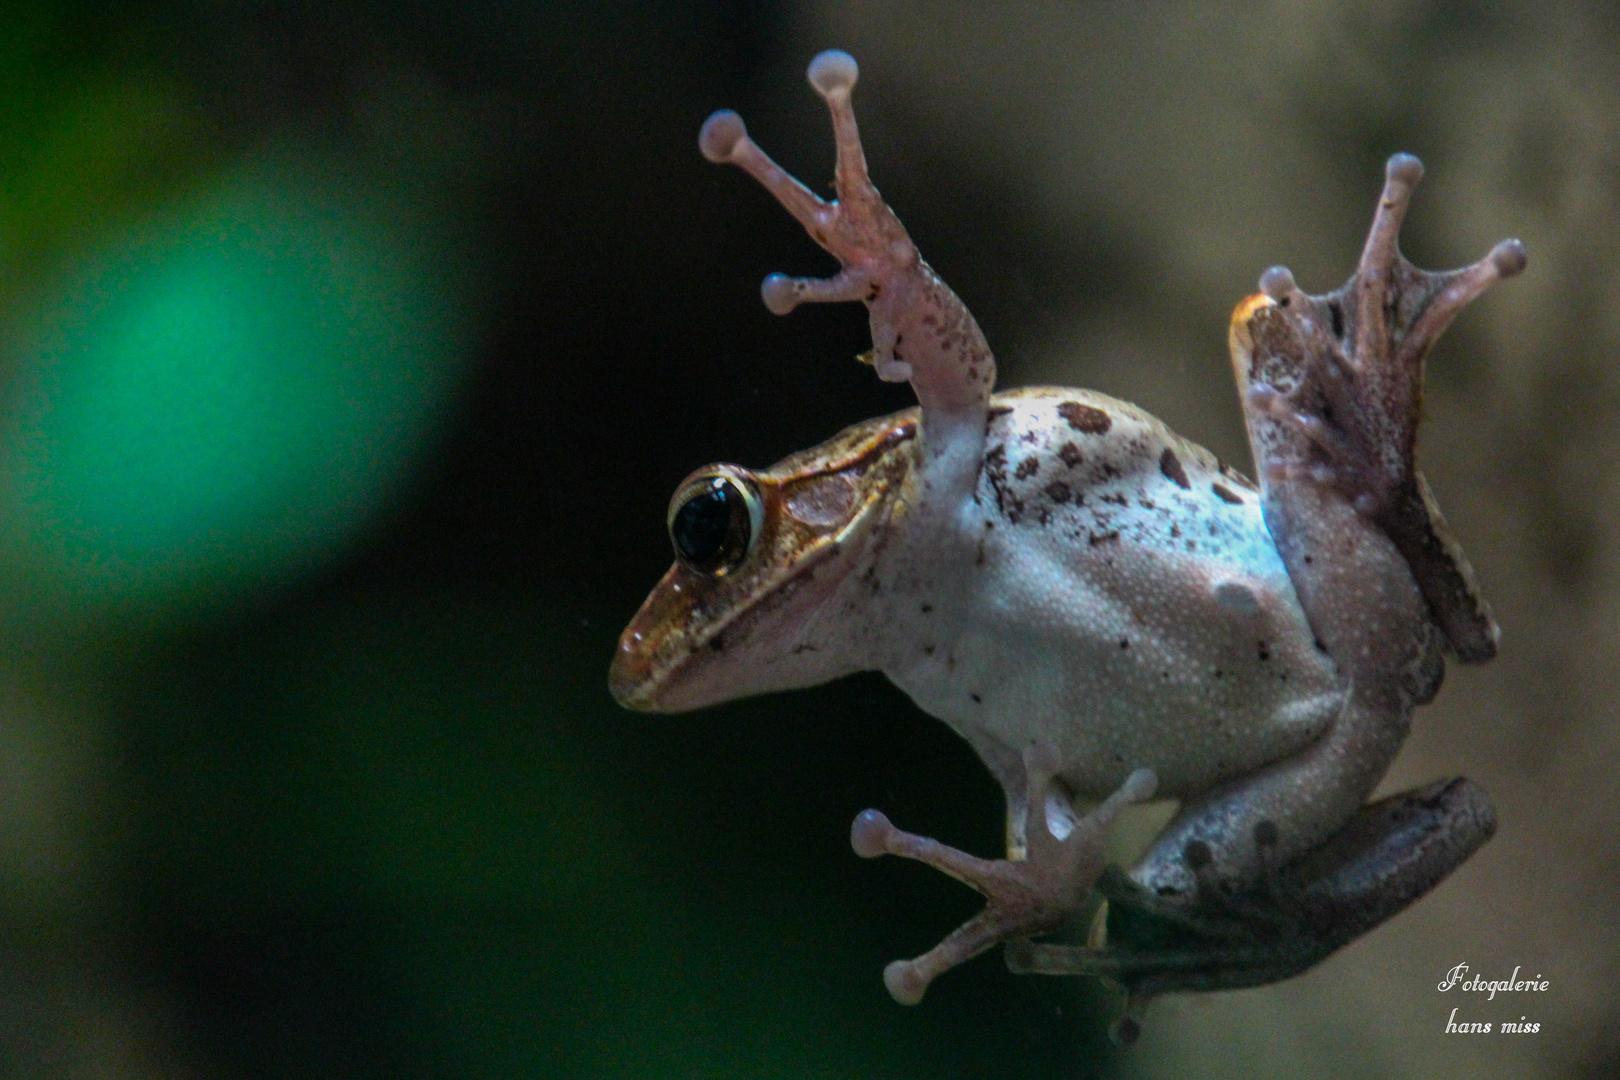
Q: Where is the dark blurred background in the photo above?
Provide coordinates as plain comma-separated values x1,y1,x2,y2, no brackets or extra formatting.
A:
0,2,1614,1077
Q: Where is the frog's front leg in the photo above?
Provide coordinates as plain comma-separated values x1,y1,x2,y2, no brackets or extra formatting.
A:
851,745,1156,1004
699,51,994,513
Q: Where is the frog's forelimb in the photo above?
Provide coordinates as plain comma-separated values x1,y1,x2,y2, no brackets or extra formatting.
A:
851,745,1156,1004
699,51,993,525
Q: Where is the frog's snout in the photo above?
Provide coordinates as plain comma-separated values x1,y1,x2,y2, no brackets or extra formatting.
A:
608,632,660,711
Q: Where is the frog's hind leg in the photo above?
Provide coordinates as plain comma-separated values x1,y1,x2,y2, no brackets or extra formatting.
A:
699,51,996,504
1243,154,1525,662
850,745,1156,1004
1005,776,1497,1035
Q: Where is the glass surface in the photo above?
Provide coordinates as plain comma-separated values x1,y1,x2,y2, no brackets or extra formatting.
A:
0,3,1605,1077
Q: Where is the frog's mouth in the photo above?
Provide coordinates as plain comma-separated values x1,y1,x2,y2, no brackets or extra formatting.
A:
609,542,855,712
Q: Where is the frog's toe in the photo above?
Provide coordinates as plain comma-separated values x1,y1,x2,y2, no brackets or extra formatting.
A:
879,907,1021,1005
807,49,859,96
760,269,872,316
697,109,746,163
852,762,1157,1004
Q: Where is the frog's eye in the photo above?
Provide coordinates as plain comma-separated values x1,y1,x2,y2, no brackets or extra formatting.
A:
667,470,764,576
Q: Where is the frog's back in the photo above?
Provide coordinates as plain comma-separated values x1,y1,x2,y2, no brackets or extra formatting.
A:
979,387,1266,563
887,386,1344,798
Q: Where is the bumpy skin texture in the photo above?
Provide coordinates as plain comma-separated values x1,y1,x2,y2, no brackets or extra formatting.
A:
611,52,1519,1030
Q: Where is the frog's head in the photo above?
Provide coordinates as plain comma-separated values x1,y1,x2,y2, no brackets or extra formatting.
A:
610,410,917,712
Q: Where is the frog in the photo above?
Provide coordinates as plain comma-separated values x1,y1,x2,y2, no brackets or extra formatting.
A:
609,50,1522,1040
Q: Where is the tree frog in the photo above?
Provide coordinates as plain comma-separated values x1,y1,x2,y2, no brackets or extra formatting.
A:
609,50,1522,1040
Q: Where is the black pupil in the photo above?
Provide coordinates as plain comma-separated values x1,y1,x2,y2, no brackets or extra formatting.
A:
672,479,747,569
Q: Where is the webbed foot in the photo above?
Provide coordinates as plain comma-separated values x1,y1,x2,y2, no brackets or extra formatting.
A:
1233,154,1525,662
1006,777,1496,1043
852,746,1156,1004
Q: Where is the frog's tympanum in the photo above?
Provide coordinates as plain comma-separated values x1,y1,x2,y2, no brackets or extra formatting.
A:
610,51,1521,1041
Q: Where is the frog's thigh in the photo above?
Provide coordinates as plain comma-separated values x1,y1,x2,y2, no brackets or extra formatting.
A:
1140,569,1343,783
1130,692,1405,904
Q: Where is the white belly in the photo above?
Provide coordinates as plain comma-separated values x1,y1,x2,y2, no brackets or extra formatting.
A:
880,387,1343,798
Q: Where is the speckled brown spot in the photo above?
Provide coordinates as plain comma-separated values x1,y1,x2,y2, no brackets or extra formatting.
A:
1212,483,1242,505
1058,442,1083,468
1015,457,1040,480
1160,447,1190,489
1058,401,1112,434
1089,530,1120,545
1045,481,1072,504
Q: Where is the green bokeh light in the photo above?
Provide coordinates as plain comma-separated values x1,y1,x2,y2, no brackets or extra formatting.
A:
0,163,468,618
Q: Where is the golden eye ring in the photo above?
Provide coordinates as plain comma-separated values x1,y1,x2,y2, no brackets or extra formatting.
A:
666,467,763,576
